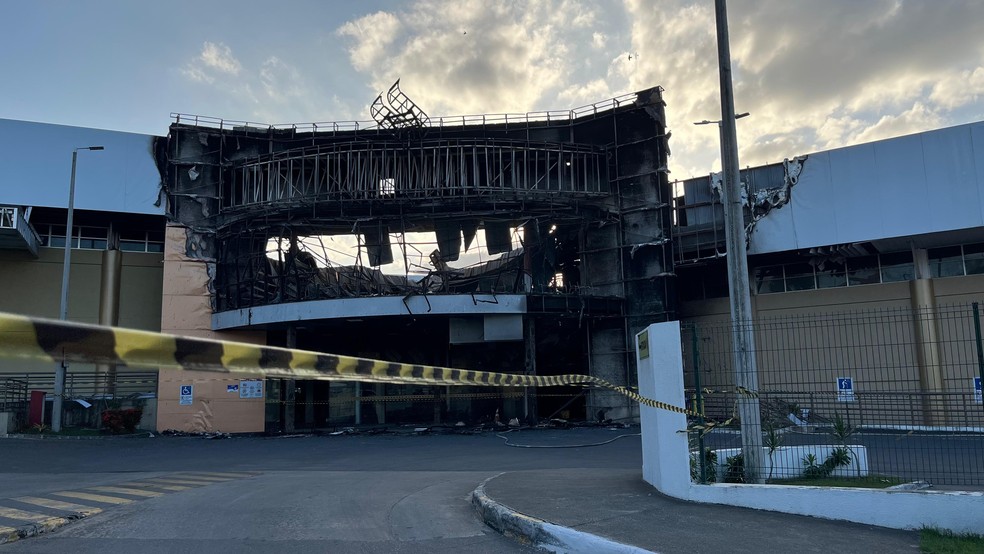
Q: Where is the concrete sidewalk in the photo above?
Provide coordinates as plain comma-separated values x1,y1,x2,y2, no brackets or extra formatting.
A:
474,469,921,553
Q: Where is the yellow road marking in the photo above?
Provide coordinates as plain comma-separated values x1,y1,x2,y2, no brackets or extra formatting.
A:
87,486,163,498
0,525,17,536
123,482,190,491
14,497,102,516
51,491,134,505
0,507,54,523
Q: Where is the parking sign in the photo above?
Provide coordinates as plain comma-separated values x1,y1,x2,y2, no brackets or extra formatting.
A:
975,377,982,404
180,384,194,405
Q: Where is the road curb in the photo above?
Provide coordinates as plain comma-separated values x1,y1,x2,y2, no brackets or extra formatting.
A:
470,474,654,554
2,432,152,440
0,513,88,545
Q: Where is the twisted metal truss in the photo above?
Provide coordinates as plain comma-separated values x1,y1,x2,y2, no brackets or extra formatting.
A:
370,79,430,130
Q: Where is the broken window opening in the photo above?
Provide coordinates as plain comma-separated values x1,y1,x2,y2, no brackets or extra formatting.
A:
218,224,558,310
549,272,565,290
379,178,395,197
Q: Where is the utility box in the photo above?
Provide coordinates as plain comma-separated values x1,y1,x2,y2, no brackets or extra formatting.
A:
28,390,46,427
0,412,17,436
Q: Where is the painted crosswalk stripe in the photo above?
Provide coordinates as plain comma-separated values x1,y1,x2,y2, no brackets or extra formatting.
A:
138,478,213,486
51,491,134,505
171,474,236,482
154,476,227,484
14,497,102,516
87,486,163,498
1,525,19,544
122,482,191,491
0,507,56,523
187,471,257,479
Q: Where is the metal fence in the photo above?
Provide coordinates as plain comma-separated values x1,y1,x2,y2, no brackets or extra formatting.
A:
683,303,984,487
0,371,158,429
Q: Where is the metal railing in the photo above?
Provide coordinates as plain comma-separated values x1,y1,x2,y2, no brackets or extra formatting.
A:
0,371,158,430
169,90,644,134
223,139,609,211
683,303,984,487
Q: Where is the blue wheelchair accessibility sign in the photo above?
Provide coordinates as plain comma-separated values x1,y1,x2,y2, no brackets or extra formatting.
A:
179,384,194,405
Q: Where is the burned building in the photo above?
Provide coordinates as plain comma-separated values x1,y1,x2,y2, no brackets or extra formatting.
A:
156,85,674,432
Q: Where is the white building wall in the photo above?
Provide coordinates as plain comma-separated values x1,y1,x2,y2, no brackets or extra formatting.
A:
0,119,163,215
749,121,984,255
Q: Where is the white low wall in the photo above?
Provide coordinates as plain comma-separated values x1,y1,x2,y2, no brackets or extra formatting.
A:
707,444,868,482
637,322,984,534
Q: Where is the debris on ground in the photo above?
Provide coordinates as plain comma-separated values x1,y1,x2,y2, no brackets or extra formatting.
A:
160,429,231,439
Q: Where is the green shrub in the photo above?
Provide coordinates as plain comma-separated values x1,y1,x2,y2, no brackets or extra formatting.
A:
690,448,718,483
802,448,852,479
725,453,745,483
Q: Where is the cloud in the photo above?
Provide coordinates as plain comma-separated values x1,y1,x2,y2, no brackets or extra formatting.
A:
181,65,213,84
200,42,241,75
619,0,984,176
853,102,945,145
249,57,359,125
179,1,984,182
182,41,242,83
335,0,618,117
336,11,403,72
259,56,302,103
558,78,614,107
178,40,358,126
591,32,606,49
815,115,865,150
930,66,984,110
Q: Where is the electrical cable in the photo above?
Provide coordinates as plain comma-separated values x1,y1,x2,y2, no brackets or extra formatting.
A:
496,429,641,449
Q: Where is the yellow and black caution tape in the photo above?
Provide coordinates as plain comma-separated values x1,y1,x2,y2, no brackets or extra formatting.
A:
0,312,718,422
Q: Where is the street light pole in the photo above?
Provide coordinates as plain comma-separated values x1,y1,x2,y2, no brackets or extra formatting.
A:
52,145,104,433
712,0,763,483
694,113,750,164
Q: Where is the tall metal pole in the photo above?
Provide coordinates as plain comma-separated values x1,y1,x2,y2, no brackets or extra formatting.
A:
53,150,79,432
973,303,984,416
53,146,103,432
714,0,763,483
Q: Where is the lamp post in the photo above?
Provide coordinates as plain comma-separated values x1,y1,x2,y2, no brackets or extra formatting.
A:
52,145,104,432
694,110,761,483
693,0,765,484
693,112,750,150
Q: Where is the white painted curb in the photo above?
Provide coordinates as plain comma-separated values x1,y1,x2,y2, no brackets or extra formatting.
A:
471,474,655,554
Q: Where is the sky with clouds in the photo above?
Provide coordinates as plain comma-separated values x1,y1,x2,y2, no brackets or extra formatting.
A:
2,0,983,179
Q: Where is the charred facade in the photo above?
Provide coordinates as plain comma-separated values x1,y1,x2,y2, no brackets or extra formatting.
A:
159,87,673,429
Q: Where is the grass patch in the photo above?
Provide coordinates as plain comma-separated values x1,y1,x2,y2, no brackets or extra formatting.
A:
920,528,984,553
767,475,897,489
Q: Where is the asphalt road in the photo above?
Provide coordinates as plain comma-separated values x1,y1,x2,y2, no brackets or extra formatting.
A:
0,427,642,553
